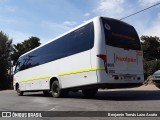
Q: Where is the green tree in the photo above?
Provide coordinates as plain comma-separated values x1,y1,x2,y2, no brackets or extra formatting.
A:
141,36,160,78
141,36,160,61
144,60,160,77
0,31,12,89
12,36,41,65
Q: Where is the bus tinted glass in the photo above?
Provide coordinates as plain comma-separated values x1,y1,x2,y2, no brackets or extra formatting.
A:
15,22,94,72
101,17,141,50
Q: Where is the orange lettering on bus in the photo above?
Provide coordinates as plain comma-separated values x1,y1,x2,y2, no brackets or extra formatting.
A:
116,56,136,63
136,51,143,56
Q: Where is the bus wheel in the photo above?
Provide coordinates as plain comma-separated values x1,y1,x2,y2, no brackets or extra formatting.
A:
16,85,23,96
51,81,64,98
82,88,98,98
43,90,51,96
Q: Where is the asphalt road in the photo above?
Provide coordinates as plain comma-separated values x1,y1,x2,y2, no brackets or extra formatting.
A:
0,85,160,120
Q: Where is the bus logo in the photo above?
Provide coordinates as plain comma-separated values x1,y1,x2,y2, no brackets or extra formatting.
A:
116,56,136,63
105,23,111,30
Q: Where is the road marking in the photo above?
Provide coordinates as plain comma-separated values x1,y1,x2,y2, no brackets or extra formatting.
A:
48,106,60,111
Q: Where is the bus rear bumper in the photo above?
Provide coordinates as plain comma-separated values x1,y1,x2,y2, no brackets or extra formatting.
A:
69,83,143,90
96,83,143,89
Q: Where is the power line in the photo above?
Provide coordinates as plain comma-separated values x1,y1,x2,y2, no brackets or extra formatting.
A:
120,2,160,20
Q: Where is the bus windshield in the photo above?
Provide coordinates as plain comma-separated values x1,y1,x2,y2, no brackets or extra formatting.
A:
101,17,141,50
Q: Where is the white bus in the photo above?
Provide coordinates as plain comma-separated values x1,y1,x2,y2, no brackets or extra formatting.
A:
13,16,144,98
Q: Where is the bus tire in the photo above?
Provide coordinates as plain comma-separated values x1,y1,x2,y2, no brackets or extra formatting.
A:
16,85,23,96
51,81,67,98
43,90,50,96
82,88,98,98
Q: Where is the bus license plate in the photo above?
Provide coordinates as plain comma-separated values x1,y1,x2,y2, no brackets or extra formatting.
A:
124,76,132,80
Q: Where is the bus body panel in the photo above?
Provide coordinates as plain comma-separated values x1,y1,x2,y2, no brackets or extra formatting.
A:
13,16,144,92
91,17,144,85
106,46,143,75
90,17,108,84
60,71,97,88
56,50,98,88
14,50,98,91
96,70,144,84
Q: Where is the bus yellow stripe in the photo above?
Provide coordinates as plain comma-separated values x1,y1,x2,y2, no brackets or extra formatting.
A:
58,68,105,76
20,76,51,83
19,68,105,82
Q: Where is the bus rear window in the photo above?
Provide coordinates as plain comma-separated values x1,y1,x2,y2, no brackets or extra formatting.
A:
101,17,141,50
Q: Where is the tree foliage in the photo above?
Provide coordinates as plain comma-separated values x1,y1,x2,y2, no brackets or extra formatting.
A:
141,36,160,78
12,36,41,65
0,31,12,88
141,36,160,61
144,60,160,77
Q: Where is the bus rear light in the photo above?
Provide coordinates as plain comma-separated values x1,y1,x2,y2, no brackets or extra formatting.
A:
97,54,108,73
96,54,107,65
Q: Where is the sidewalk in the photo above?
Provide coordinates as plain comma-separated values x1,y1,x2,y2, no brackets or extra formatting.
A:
132,84,159,90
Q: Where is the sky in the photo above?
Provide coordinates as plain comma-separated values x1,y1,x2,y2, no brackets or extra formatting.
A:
0,0,160,44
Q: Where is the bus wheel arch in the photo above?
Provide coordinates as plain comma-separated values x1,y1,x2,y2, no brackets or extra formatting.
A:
50,77,61,90
15,83,23,96
49,77,68,98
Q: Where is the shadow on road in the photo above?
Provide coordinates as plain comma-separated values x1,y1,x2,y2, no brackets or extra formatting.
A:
23,90,160,101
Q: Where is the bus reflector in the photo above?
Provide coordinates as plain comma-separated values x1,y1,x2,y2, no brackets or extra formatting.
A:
97,54,106,65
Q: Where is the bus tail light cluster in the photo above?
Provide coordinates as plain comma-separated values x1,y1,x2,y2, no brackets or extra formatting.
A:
97,54,108,73
97,54,106,65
